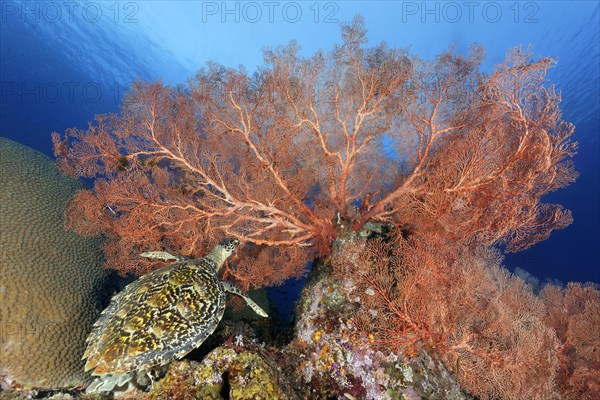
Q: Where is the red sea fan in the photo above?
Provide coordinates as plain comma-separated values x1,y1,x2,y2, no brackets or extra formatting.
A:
333,237,560,400
53,18,576,288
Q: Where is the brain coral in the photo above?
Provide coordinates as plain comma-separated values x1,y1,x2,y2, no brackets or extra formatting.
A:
0,137,109,388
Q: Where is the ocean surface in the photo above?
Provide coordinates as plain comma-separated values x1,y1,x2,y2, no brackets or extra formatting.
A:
1,0,598,318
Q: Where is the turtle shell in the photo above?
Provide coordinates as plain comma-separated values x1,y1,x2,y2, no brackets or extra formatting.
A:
83,258,226,375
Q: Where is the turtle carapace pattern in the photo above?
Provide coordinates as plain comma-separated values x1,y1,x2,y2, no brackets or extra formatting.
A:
83,238,267,376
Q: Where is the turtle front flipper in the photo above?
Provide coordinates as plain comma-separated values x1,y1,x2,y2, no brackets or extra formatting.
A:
221,281,268,318
140,251,186,262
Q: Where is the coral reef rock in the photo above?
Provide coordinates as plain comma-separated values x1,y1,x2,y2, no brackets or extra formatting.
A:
149,348,292,400
0,137,109,389
287,256,472,400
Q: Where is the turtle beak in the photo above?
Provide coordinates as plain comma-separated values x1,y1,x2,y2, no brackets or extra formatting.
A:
231,239,240,253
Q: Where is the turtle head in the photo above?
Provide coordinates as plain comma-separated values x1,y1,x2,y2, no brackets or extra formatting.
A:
206,238,240,270
219,238,240,256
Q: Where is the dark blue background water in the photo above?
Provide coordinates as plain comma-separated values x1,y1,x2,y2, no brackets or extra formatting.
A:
2,1,598,316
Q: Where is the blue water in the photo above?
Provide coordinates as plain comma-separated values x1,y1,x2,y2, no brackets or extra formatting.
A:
1,1,598,318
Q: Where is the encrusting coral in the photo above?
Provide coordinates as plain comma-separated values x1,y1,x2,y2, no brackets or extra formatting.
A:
0,137,109,389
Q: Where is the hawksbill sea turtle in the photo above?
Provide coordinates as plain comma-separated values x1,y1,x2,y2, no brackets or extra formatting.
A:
83,238,267,393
